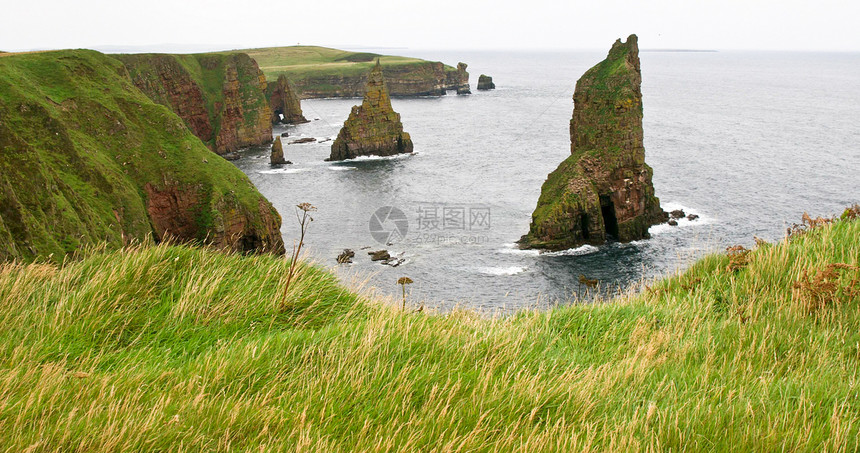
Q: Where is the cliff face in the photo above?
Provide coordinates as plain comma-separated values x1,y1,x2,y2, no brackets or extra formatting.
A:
118,53,272,155
477,74,495,90
520,35,666,251
291,61,470,98
328,62,414,161
267,75,307,124
0,50,285,262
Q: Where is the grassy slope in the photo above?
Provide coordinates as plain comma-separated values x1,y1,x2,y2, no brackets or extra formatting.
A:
0,50,280,262
238,46,437,81
0,214,857,451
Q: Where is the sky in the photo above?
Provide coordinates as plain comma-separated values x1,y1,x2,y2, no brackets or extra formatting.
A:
2,0,860,52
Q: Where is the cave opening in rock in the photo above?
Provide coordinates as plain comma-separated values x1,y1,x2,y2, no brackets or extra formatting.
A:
600,195,619,240
580,213,590,240
273,109,284,123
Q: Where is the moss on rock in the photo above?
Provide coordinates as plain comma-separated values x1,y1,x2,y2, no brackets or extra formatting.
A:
520,35,666,251
0,50,285,262
328,61,414,161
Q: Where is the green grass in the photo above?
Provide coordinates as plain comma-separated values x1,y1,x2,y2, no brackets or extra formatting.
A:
1,213,858,451
236,45,433,80
0,50,281,262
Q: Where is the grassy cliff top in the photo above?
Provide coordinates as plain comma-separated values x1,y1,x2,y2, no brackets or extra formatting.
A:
229,45,450,80
0,49,281,261
1,209,858,450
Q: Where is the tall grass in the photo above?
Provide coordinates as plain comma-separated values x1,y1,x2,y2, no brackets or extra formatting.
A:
0,216,858,451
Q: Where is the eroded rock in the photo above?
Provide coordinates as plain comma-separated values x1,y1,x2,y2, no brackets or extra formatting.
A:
519,35,666,250
477,74,495,90
328,61,414,161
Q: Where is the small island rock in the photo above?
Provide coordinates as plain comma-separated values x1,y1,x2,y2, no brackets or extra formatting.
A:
477,74,495,90
328,61,414,161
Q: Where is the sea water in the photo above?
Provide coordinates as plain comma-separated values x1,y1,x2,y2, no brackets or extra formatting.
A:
232,50,860,311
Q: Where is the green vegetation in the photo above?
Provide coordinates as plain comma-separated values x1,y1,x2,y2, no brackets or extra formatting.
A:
0,50,282,262
229,46,463,98
238,45,430,80
1,210,858,450
116,52,271,153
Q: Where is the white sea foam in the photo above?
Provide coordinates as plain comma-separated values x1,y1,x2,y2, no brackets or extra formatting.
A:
328,166,356,171
345,152,417,162
497,243,541,256
477,266,528,276
257,167,311,175
543,244,599,256
649,202,713,235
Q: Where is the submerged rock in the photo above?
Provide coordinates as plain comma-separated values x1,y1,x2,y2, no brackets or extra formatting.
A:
289,137,316,144
369,250,391,261
477,74,495,90
337,249,355,263
687,213,700,221
268,74,308,125
270,137,287,165
670,209,686,219
328,61,414,161
519,35,666,250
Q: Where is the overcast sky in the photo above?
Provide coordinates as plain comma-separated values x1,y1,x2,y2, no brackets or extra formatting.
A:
3,0,859,52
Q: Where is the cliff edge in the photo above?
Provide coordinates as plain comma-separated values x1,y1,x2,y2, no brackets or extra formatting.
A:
117,53,273,155
0,50,285,262
520,35,666,250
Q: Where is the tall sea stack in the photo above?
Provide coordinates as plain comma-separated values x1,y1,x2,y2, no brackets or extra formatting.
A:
328,61,414,161
268,74,308,124
520,34,666,250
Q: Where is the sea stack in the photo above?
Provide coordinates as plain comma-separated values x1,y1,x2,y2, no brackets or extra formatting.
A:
328,61,414,161
270,137,289,164
519,34,666,250
477,74,495,90
455,63,471,94
269,74,308,125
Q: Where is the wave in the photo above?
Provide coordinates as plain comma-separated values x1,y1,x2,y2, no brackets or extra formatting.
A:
543,244,599,257
476,266,528,276
257,167,312,175
497,243,541,256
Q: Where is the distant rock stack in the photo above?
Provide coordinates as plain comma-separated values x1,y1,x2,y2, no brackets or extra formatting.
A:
328,61,414,161
268,74,308,125
519,34,666,250
477,74,495,90
270,137,290,164
455,62,471,94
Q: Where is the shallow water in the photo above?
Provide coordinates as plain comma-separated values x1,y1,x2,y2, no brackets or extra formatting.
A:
233,50,860,311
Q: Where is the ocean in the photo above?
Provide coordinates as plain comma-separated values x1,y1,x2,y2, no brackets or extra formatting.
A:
232,49,860,311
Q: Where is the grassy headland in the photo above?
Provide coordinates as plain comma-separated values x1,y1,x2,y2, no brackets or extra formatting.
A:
0,49,283,262
242,46,428,80
0,210,858,450
232,46,466,98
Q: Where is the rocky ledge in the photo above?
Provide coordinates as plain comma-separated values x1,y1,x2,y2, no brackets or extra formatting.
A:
327,61,414,161
519,35,666,250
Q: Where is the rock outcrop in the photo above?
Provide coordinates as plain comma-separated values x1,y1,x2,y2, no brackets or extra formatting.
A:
520,35,666,251
477,74,495,90
0,50,285,263
328,62,414,161
118,53,272,155
453,63,471,94
270,137,289,164
267,74,308,124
